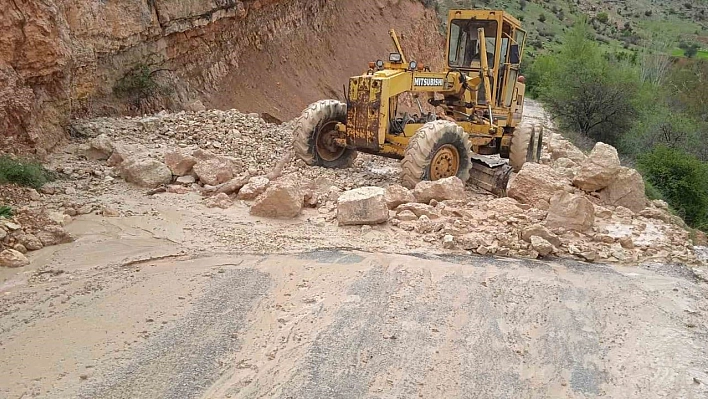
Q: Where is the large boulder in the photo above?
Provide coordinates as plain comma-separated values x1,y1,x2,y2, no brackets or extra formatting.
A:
507,163,568,208
0,249,29,268
549,138,586,163
164,150,197,176
237,176,270,200
250,183,303,219
192,149,242,175
119,158,173,188
337,187,389,226
85,134,114,160
193,158,234,186
546,192,595,231
530,236,555,257
413,177,466,204
36,226,73,246
16,233,43,251
384,184,415,209
573,142,621,192
107,143,149,167
598,167,647,213
552,157,580,179
522,224,561,247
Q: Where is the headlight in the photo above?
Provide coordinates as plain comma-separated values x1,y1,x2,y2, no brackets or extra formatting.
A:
389,53,402,63
376,59,384,68
408,60,417,70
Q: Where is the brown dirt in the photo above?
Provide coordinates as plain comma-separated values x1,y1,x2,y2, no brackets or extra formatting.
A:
208,0,444,121
1,100,707,398
0,184,34,206
2,0,443,156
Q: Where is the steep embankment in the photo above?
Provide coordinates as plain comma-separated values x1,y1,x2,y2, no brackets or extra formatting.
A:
0,0,443,155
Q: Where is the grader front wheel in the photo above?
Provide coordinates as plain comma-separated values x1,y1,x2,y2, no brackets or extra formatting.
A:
292,100,357,168
401,121,472,188
509,123,543,172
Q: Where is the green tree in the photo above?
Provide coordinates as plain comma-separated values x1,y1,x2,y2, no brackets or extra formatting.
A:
621,103,703,159
529,20,638,146
679,42,700,58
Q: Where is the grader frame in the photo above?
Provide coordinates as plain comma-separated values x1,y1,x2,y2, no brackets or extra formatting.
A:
293,9,540,193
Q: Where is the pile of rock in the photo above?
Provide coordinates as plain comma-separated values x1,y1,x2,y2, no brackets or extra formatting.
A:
72,110,292,177
0,211,74,268
60,109,700,266
326,142,696,264
73,110,398,193
200,172,338,221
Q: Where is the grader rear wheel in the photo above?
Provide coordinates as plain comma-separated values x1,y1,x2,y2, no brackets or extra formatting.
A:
401,121,471,188
509,123,543,172
292,100,357,168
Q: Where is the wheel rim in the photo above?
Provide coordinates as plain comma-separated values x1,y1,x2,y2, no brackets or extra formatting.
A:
430,144,460,180
315,121,345,162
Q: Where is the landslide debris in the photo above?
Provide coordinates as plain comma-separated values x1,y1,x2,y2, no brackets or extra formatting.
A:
4,107,703,268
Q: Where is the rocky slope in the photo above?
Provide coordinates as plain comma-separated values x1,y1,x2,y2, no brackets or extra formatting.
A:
1,0,442,156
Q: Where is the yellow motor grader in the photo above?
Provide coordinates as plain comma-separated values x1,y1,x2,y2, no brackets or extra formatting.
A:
292,9,542,194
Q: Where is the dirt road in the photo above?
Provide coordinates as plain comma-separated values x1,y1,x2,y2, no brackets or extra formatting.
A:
1,99,707,397
2,224,708,398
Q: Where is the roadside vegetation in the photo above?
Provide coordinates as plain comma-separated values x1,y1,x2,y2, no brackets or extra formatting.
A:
0,205,12,219
431,0,707,79
528,20,708,232
113,63,171,108
432,0,707,49
423,1,708,232
0,155,55,190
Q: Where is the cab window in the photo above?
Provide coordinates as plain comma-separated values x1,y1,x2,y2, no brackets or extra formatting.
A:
448,19,498,70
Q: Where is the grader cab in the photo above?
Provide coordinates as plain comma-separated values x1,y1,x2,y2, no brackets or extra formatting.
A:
292,9,542,194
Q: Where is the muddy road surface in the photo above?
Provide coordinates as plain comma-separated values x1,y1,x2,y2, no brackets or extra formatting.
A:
1,98,707,398
2,242,707,398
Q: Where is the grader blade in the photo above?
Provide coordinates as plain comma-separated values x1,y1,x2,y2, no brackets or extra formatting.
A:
468,154,513,197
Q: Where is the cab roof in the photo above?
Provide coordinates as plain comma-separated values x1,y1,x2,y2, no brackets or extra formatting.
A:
447,9,523,29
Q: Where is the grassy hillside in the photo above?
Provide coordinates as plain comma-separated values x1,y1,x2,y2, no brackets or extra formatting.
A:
428,0,708,60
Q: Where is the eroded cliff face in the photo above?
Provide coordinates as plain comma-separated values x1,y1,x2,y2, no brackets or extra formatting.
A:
0,0,442,155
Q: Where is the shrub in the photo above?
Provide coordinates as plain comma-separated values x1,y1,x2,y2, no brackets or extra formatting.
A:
113,63,170,107
637,146,708,230
538,13,547,23
0,205,12,219
644,180,664,201
0,155,55,189
596,12,609,24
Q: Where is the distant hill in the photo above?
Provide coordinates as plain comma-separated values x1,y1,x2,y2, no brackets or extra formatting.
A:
428,0,708,60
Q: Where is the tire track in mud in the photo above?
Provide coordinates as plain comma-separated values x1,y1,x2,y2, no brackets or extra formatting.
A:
75,268,272,399
276,261,608,398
